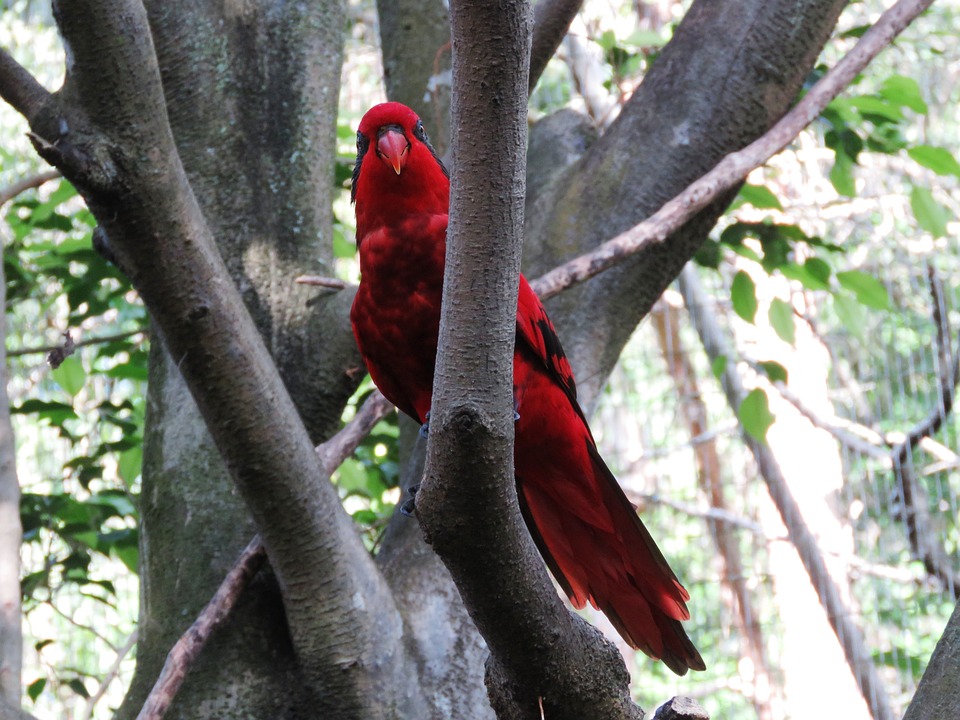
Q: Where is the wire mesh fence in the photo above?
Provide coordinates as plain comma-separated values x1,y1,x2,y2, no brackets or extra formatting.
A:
594,253,958,719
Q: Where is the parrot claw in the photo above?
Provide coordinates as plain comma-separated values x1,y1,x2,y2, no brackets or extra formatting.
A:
419,411,431,439
399,484,419,516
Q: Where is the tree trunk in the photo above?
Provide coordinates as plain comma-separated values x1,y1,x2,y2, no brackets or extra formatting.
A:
0,216,22,714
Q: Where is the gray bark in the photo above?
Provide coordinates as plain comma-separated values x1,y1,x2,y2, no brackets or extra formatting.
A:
0,206,22,713
903,600,960,720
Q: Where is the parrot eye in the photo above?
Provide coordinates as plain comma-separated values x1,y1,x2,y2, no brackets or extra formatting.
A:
413,120,428,143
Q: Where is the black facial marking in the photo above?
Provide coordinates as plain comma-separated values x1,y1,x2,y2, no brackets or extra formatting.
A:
351,130,370,202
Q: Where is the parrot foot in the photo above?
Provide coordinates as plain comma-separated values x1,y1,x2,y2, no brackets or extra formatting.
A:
419,411,431,439
399,484,419,516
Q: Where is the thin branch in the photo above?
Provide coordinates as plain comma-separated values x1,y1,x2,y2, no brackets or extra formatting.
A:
0,47,52,122
293,275,350,291
135,537,267,720
529,0,583,93
7,329,147,360
0,170,60,207
773,382,893,463
136,391,394,720
315,391,394,476
46,600,118,653
774,380,960,470
529,0,936,301
631,491,767,537
79,629,138,720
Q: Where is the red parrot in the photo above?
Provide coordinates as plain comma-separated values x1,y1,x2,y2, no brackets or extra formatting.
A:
350,102,704,675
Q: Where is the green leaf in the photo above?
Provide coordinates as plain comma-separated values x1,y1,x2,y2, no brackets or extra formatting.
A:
737,183,783,210
114,543,139,573
622,29,669,48
780,262,830,291
758,361,789,384
52,355,86,397
730,243,762,263
118,447,143,487
694,239,722,269
846,95,904,121
910,185,951,238
739,388,775,443
595,30,617,51
768,298,796,345
804,257,832,286
67,678,91,699
730,271,758,322
12,399,78,425
351,509,379,525
907,145,960,177
27,678,46,702
830,151,856,197
711,355,728,379
836,270,890,310
879,75,928,114
833,293,866,338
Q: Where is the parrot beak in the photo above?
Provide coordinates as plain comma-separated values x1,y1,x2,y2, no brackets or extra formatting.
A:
377,128,409,175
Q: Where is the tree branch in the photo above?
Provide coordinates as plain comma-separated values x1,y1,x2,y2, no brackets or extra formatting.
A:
0,47,52,122
679,265,896,720
6,329,145,361
529,0,936,301
529,0,583,93
0,170,60,207
650,299,773,720
419,1,645,718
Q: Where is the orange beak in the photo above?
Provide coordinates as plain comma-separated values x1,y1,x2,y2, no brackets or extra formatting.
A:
377,128,409,175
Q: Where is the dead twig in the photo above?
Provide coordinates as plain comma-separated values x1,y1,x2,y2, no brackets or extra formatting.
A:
294,275,350,291
7,328,146,362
